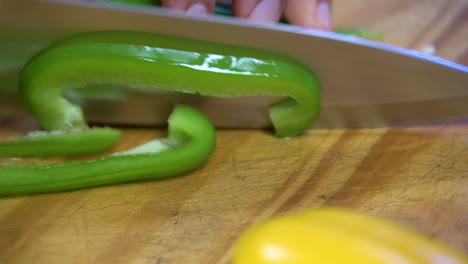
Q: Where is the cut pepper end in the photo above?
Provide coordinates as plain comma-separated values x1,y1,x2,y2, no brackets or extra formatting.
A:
269,95,321,138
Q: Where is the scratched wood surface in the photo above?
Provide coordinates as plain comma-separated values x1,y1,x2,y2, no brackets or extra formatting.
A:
1,0,467,263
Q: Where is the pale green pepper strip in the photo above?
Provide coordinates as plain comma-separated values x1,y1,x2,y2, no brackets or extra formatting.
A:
333,28,383,40
0,105,216,195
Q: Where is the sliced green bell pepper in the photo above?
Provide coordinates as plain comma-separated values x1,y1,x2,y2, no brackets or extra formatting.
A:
0,104,215,195
0,30,320,194
20,30,320,138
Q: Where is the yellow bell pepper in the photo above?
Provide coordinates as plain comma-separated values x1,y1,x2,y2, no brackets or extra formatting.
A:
231,207,468,264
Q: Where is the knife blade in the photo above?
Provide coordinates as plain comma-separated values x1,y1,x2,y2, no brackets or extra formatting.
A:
1,0,467,128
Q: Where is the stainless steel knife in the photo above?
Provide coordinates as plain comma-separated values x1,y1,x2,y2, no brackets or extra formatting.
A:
1,0,467,128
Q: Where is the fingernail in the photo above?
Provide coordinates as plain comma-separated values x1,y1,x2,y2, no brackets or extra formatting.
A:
187,3,208,15
249,0,282,22
315,0,331,29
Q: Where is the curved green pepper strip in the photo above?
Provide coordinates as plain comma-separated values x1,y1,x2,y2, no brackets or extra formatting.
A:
21,30,320,138
0,104,216,195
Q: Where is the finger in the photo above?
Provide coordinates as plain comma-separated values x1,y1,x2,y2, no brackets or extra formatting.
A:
232,0,283,22
283,0,332,30
162,0,216,15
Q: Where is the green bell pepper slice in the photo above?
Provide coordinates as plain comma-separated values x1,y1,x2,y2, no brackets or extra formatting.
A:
20,30,320,138
0,104,216,195
0,30,319,157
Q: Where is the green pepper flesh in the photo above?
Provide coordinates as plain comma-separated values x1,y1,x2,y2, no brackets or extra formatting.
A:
0,30,321,194
0,128,121,157
0,105,216,195
21,31,320,138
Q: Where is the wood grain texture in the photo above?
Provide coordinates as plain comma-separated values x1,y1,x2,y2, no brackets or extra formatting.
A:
1,0,467,263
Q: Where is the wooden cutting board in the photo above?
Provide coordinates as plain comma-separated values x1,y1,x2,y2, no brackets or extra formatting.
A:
1,0,467,263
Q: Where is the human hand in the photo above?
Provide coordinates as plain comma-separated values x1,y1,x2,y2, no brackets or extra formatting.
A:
161,0,332,30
